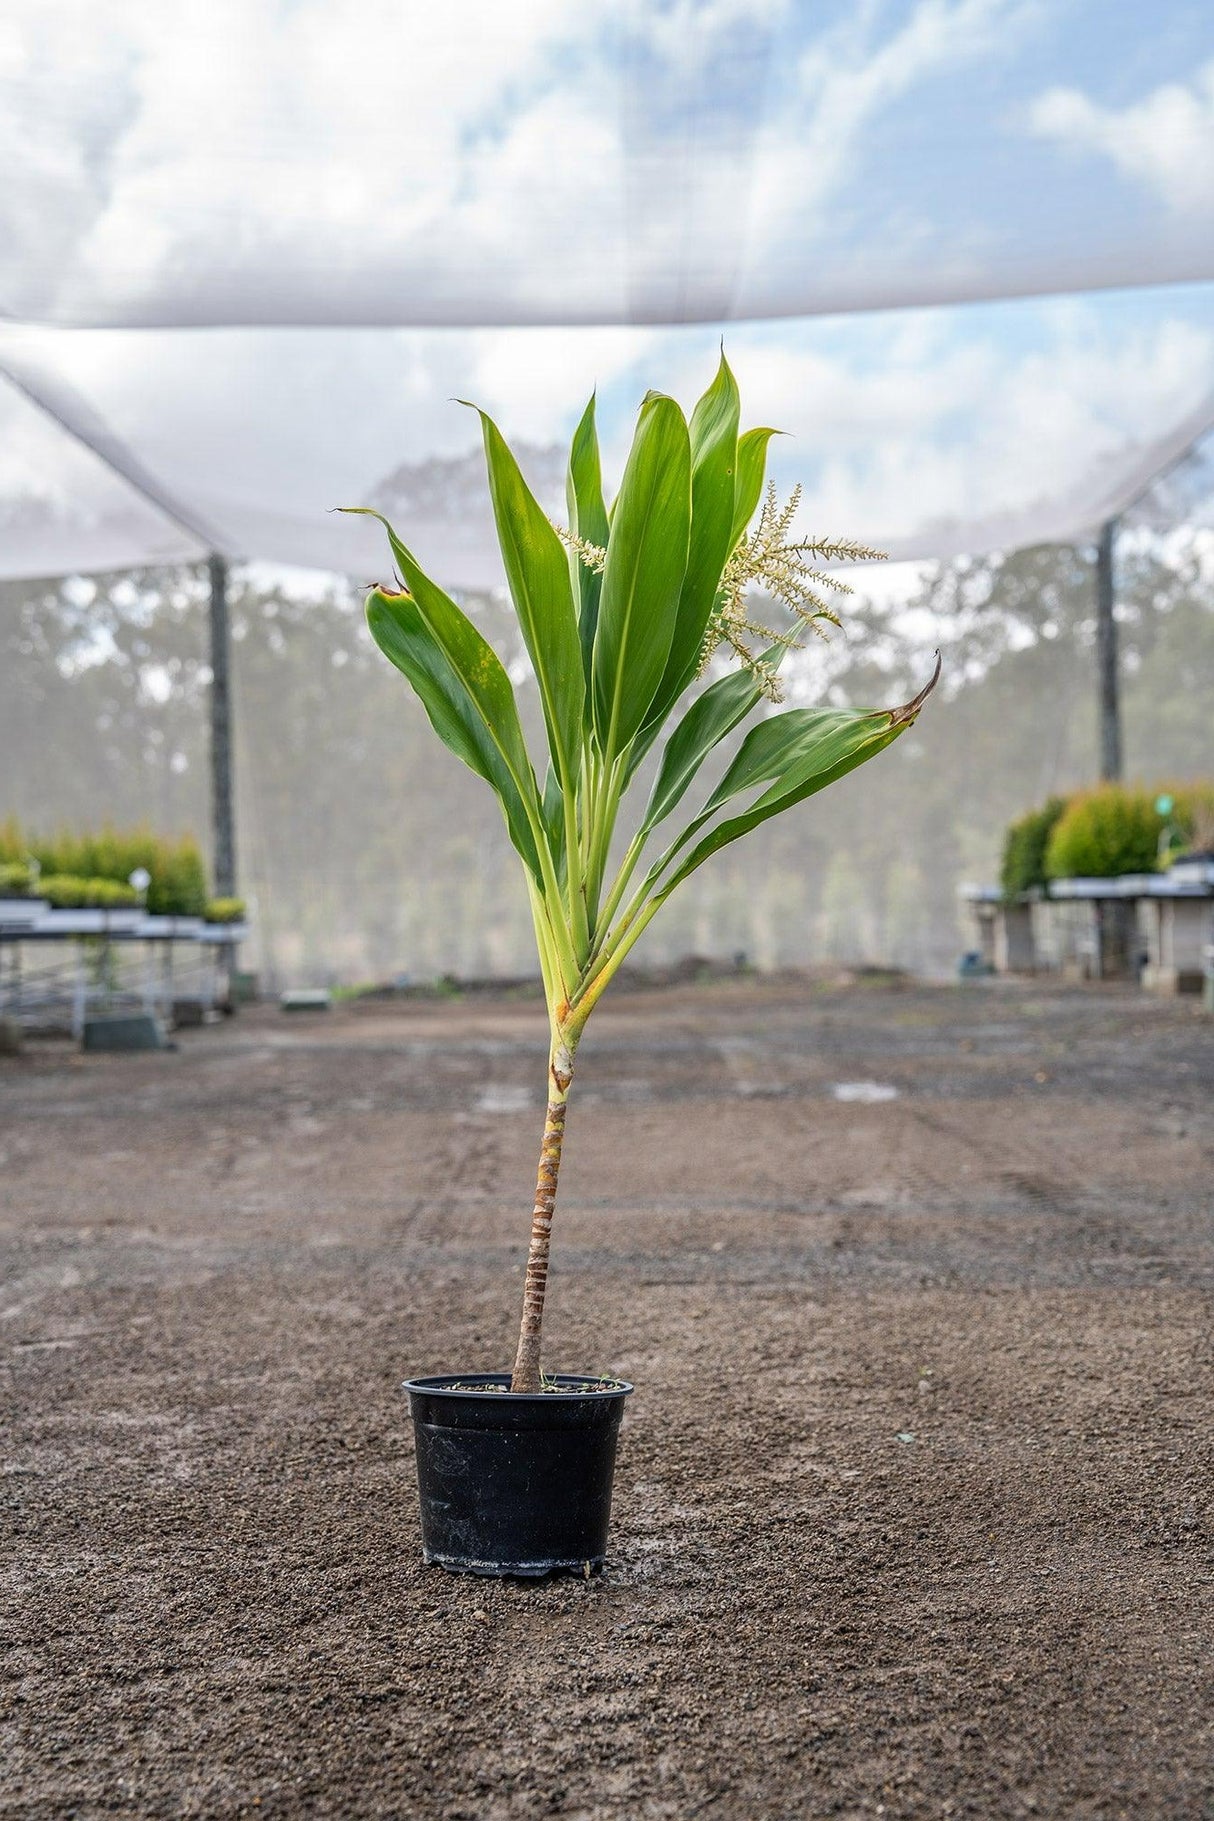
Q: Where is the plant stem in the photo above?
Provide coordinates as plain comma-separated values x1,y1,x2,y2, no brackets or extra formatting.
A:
525,877,564,1050
517,787,579,993
562,780,590,961
510,1043,574,1392
585,753,625,924
568,860,661,1018
567,895,662,1036
591,829,646,960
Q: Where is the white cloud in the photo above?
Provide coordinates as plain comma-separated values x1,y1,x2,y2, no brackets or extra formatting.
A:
10,0,1206,330
781,312,1214,556
468,327,659,442
744,0,1033,274
1028,61,1214,216
3,0,624,323
626,0,791,73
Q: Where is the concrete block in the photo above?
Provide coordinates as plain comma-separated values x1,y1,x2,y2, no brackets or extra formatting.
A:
170,999,222,1027
1141,965,1205,997
994,904,1035,974
82,1014,168,1052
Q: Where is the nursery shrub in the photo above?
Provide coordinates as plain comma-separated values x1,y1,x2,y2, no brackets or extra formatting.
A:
146,836,208,916
1169,781,1214,856
1000,796,1066,900
18,823,209,915
1046,785,1161,880
30,830,89,879
0,818,26,866
0,860,34,897
39,875,140,909
205,896,246,924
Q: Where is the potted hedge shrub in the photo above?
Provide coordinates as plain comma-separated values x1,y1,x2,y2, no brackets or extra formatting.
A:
0,860,49,932
1001,798,1066,903
39,874,143,933
346,357,937,1576
995,796,1068,974
204,896,247,927
1046,784,1163,883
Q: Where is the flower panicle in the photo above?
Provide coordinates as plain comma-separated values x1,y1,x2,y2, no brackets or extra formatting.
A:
552,521,607,574
699,482,885,701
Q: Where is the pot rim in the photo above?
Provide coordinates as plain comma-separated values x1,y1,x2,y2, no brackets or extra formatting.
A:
403,1370,633,1402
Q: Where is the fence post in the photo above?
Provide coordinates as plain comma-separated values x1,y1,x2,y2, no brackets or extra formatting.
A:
208,554,237,898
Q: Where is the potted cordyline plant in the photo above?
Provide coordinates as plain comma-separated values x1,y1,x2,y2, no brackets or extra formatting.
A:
345,356,937,1577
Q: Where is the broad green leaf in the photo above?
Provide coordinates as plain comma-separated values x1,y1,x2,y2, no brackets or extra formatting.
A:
366,588,541,879
467,405,584,791
633,392,775,758
659,726,901,896
592,393,691,757
646,354,741,720
639,647,782,832
347,508,543,868
656,659,941,897
541,762,566,874
703,706,848,811
566,394,610,692
730,426,780,547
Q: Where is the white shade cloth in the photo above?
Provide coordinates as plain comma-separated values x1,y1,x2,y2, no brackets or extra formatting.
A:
2,1,1214,580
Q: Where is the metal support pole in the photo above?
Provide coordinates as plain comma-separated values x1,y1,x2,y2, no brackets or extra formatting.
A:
208,554,237,897
1095,518,1122,782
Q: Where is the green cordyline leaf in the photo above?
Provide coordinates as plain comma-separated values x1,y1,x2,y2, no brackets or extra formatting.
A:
655,655,942,898
343,508,544,877
566,394,610,692
730,426,781,549
645,353,741,726
465,404,585,793
592,392,691,758
541,763,566,874
639,645,785,834
366,585,542,881
628,405,778,777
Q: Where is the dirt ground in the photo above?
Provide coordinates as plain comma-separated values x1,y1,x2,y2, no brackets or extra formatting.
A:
2,974,1212,1820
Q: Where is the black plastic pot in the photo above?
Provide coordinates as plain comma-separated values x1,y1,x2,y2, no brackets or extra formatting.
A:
403,1373,633,1577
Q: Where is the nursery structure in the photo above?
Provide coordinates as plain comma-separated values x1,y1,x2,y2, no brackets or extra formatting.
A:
0,827,246,1036
2,6,1214,921
0,902,246,1038
962,785,1214,994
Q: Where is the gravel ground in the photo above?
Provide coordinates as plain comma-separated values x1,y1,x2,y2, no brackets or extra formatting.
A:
2,975,1212,1819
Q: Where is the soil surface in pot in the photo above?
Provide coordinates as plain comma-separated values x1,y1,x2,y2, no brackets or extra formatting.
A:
3,974,1212,1818
438,1377,627,1393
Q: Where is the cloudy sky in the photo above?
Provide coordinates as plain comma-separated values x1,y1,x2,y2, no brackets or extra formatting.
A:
1,0,1212,580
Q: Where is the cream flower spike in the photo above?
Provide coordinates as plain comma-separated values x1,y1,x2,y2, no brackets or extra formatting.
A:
701,481,886,700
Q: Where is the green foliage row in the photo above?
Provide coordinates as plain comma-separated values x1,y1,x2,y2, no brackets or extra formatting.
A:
0,817,26,868
0,859,34,897
1170,782,1214,853
0,819,208,915
39,875,141,909
1000,797,1066,900
1001,780,1214,893
205,896,247,924
142,837,208,918
1046,785,1162,880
